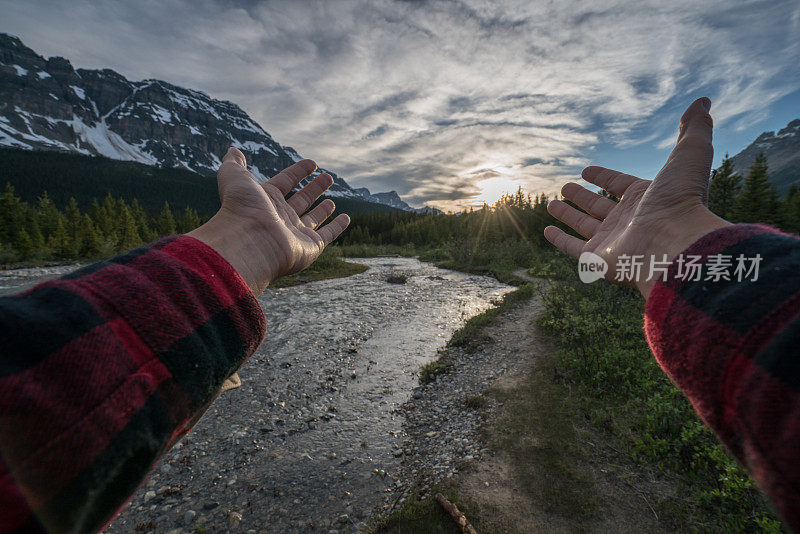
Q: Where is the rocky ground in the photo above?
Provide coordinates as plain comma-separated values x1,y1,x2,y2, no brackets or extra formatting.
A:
378,271,682,532
0,263,84,296
103,257,511,534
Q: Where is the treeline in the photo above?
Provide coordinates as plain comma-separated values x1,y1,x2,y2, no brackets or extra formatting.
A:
341,189,554,248
0,147,221,216
0,183,203,264
709,152,800,231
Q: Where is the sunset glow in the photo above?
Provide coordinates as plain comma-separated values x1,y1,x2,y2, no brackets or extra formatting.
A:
474,176,522,205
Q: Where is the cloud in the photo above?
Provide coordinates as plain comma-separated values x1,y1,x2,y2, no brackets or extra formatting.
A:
1,0,798,209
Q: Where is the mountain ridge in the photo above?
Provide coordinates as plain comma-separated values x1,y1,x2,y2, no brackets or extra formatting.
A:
727,118,800,194
0,33,438,213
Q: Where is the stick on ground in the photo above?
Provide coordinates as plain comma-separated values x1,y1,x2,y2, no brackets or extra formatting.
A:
435,493,478,534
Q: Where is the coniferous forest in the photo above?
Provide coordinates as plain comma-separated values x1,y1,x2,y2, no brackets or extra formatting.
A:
1,146,797,267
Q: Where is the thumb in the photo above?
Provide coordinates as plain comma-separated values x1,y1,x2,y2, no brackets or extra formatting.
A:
216,147,256,200
655,97,714,194
222,146,247,168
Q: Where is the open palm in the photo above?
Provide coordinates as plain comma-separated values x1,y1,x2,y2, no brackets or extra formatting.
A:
191,147,349,293
544,98,730,297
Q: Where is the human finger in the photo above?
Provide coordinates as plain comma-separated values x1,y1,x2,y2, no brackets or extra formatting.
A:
266,159,317,196
288,173,334,215
543,225,584,259
547,199,601,239
661,98,714,187
317,213,350,245
581,166,641,198
560,182,617,220
222,147,247,168
301,198,336,229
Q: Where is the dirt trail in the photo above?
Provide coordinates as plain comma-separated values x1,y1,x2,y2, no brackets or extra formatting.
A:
439,272,683,533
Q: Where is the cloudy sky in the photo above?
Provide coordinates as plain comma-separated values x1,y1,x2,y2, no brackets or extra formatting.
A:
2,0,799,210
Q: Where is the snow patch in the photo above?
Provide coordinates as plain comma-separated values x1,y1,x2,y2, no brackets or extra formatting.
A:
233,140,273,154
37,71,51,79
70,86,86,100
12,65,27,76
249,165,267,182
150,104,173,123
48,93,59,100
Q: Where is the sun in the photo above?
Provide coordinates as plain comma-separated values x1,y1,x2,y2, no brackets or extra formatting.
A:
474,176,521,205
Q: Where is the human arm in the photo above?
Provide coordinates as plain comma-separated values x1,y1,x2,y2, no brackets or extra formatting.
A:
544,98,800,528
0,148,349,533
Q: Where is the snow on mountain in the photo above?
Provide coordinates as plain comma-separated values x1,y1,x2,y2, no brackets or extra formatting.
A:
0,33,431,211
728,118,800,194
353,187,443,214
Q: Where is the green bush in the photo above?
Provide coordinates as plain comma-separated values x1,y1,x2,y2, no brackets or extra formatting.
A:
538,279,780,530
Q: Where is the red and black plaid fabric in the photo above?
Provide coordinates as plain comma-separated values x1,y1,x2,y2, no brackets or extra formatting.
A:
645,223,800,529
0,236,266,533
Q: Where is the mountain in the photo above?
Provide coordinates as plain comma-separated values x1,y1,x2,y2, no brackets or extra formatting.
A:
0,33,429,212
728,118,800,195
353,187,443,214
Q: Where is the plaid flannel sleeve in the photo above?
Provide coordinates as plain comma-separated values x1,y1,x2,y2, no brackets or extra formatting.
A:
0,235,266,533
645,223,800,529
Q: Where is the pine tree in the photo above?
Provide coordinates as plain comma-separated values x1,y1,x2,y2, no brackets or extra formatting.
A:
733,153,778,224
24,210,45,258
37,192,61,239
708,154,741,220
130,198,155,242
78,214,103,257
178,207,201,233
15,228,34,258
0,183,24,245
155,201,177,236
64,197,83,256
47,217,71,259
781,185,800,234
96,193,117,237
117,205,142,251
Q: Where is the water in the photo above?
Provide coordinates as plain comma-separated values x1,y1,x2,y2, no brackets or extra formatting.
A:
2,257,512,532
0,264,83,297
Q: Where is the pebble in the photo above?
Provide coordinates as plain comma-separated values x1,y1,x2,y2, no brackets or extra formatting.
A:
100,257,513,532
228,511,242,529
183,510,196,525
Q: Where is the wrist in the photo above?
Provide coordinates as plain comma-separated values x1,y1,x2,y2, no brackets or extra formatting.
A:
637,207,731,299
187,212,279,296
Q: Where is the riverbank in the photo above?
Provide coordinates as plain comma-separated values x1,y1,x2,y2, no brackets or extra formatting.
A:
104,257,513,533
0,247,367,295
269,260,368,288
373,279,687,533
373,265,780,532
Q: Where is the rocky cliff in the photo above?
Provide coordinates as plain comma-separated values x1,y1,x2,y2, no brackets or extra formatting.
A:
728,118,800,194
0,33,429,210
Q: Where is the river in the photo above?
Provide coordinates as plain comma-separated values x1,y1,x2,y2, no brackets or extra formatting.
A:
2,257,512,532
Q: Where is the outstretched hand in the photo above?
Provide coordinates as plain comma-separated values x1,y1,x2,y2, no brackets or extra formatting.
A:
189,147,350,295
544,98,731,298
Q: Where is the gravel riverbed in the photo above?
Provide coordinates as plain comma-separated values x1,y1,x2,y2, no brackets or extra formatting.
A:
96,256,512,533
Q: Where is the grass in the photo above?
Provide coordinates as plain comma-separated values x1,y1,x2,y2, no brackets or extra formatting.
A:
336,243,421,258
386,272,408,284
268,247,368,288
464,395,488,409
419,357,452,385
369,486,462,534
483,355,598,524
347,238,780,530
537,278,782,531
418,284,536,386
416,282,537,392
448,283,536,349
